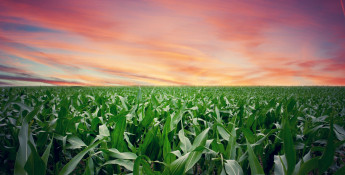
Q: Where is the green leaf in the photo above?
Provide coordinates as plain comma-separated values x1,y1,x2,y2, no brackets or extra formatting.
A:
224,160,243,175
185,150,203,173
133,156,141,175
133,156,154,175
293,151,311,174
58,139,103,175
14,120,34,175
163,113,172,136
41,137,53,166
151,94,159,108
178,129,192,153
104,159,134,171
217,125,230,141
136,87,142,106
297,157,319,175
287,98,296,112
215,106,222,123
118,96,128,111
168,152,190,175
242,128,255,144
246,140,264,175
24,103,41,122
124,132,136,152
274,155,287,175
251,129,278,148
24,142,46,175
246,115,255,128
58,106,68,118
171,104,186,130
99,124,110,137
334,165,345,175
139,127,155,154
225,125,237,160
105,148,137,160
111,116,126,151
11,102,32,113
318,115,335,174
84,157,94,175
282,119,296,175
91,117,101,131
163,134,174,164
141,159,155,175
334,124,345,141
66,136,86,149
191,128,210,151
141,104,155,127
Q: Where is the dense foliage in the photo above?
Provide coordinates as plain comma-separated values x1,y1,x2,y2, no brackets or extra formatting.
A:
1,86,345,175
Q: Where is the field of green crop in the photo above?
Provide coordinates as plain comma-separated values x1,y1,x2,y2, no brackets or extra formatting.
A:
1,86,345,175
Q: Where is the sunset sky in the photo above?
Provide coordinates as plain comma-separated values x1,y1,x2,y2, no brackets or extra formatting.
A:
1,0,345,86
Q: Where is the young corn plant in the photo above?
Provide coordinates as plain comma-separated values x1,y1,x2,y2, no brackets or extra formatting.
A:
0,86,344,174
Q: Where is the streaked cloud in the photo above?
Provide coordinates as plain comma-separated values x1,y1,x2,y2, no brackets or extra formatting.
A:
0,0,344,86
0,74,87,86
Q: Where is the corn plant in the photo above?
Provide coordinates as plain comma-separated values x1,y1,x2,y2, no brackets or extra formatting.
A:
0,86,344,174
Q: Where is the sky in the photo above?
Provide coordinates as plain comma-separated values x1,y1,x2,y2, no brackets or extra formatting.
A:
0,0,345,86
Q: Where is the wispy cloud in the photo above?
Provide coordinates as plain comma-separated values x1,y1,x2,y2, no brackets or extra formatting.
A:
0,81,13,86
0,64,32,77
0,74,87,86
0,0,344,86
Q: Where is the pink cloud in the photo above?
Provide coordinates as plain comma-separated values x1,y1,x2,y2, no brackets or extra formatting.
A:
0,1,122,41
0,0,344,86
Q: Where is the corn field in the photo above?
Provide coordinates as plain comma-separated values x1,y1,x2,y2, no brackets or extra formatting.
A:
1,86,345,175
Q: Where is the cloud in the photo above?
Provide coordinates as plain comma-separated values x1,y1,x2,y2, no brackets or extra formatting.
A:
0,74,87,86
54,74,141,86
0,64,32,77
0,1,122,41
0,0,345,86
341,0,345,18
96,67,190,85
0,36,81,71
0,81,13,86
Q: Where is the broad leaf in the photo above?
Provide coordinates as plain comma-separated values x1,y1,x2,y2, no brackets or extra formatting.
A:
24,142,46,175
104,159,134,171
67,136,86,149
224,160,243,175
99,124,110,137
105,148,137,160
246,140,264,175
58,139,103,175
178,129,192,153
